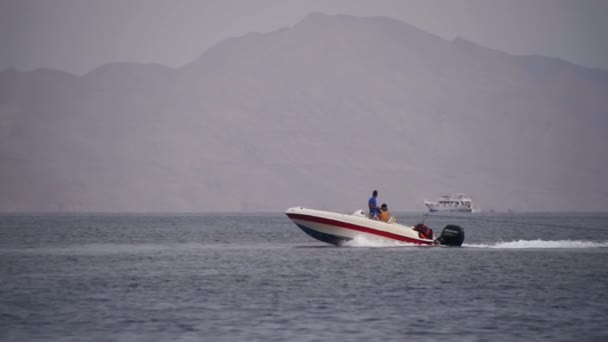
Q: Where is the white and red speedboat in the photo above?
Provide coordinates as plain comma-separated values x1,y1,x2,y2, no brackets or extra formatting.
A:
285,207,464,247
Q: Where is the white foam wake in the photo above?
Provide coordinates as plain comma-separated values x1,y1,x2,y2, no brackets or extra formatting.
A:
341,235,422,248
341,237,608,249
465,240,608,249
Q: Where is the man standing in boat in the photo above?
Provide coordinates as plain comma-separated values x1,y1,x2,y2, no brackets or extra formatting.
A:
368,190,380,219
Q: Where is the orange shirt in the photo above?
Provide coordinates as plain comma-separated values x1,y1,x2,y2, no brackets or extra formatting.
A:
378,210,391,222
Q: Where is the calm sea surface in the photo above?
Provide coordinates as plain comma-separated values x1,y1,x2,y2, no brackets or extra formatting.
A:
1,212,607,342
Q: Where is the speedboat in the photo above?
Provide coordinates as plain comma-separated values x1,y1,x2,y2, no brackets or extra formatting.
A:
285,207,464,247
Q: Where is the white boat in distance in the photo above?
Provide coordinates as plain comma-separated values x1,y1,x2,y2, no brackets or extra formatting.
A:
424,193,478,213
285,207,465,247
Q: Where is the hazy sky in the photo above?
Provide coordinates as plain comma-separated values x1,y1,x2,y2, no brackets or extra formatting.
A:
1,0,607,75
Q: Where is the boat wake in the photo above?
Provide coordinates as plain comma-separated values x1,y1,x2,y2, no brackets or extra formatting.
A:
465,240,608,249
341,235,427,248
341,236,608,249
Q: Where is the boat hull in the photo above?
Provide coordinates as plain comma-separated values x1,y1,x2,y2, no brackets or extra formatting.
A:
285,207,435,246
426,205,472,213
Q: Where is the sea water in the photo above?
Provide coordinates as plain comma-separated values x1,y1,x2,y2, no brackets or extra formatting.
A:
1,212,607,342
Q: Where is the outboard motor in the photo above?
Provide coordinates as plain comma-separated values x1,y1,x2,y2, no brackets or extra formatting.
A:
435,225,465,247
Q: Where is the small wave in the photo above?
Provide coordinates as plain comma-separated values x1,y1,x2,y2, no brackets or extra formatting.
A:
465,240,608,249
39,243,170,255
341,235,420,248
2,242,294,255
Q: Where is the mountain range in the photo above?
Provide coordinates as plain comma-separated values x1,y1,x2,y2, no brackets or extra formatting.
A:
1,13,607,212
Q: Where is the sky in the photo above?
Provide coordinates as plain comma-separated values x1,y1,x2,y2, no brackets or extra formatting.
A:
1,0,607,75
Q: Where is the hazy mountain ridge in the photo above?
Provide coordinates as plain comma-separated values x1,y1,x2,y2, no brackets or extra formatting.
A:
1,13,607,212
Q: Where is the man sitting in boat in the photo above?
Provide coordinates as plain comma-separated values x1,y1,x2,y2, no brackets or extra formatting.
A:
413,223,434,240
368,190,380,219
378,203,397,223
378,203,390,222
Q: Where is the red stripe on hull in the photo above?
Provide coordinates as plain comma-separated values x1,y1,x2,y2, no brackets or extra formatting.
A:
286,213,432,245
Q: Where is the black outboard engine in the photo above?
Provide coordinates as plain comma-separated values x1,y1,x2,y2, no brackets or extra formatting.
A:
435,225,465,247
